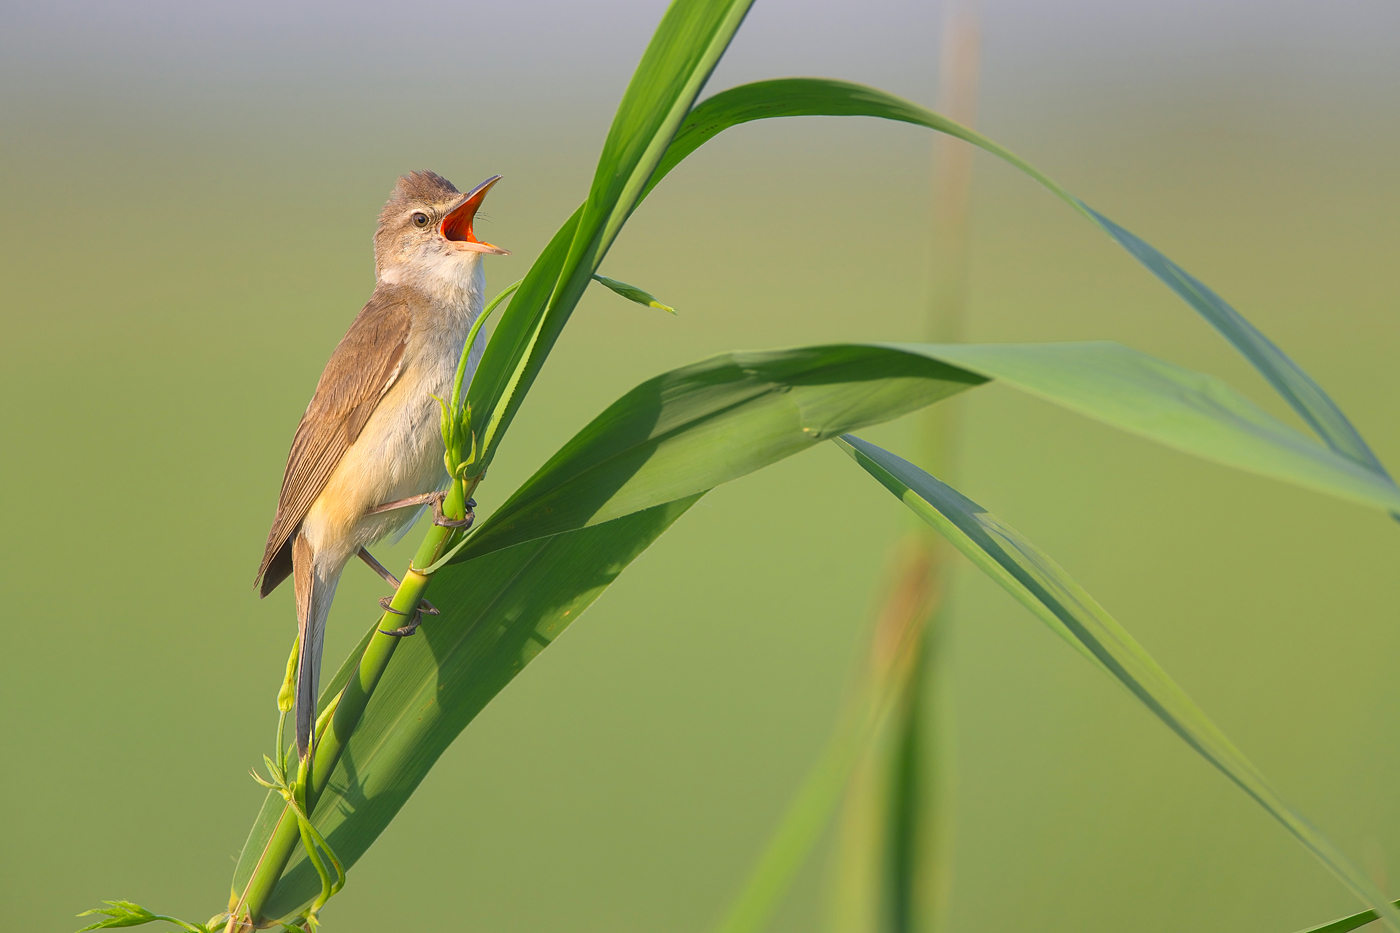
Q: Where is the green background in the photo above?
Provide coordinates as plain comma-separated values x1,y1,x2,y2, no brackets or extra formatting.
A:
3,1,1399,930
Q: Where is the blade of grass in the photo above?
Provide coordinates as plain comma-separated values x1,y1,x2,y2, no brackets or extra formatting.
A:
233,331,1396,922
835,433,1400,931
905,341,1400,513
464,0,753,478
230,496,701,921
567,0,753,276
454,341,1400,572
1295,901,1400,933
638,77,1390,479
847,542,950,933
453,345,986,563
593,273,677,313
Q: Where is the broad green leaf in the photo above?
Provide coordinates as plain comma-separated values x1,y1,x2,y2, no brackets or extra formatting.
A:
1296,902,1400,933
453,345,986,563
233,330,1392,919
593,273,677,313
480,74,1393,499
908,342,1400,514
569,0,753,275
231,497,702,921
464,0,753,476
639,77,1390,478
835,433,1400,930
464,206,580,475
454,341,1400,570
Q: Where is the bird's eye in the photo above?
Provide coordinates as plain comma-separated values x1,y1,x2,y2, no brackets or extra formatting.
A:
411,212,430,228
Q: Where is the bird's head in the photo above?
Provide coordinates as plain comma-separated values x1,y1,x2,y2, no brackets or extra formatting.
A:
373,171,507,287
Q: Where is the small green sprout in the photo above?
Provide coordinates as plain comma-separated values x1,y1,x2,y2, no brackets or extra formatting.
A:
250,739,344,932
592,273,677,313
75,901,216,933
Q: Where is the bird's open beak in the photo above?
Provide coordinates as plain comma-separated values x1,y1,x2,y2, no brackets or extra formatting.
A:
441,175,508,255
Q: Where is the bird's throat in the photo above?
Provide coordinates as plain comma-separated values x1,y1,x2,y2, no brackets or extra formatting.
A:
380,251,485,319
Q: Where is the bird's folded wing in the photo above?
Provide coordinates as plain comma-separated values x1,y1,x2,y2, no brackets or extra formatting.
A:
256,287,413,594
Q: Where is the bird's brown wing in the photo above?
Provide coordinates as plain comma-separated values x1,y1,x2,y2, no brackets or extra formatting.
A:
256,286,413,596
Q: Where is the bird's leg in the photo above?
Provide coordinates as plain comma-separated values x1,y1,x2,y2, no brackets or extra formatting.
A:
365,491,476,530
364,491,439,515
361,493,476,637
357,547,402,587
377,596,435,637
358,547,439,629
432,494,475,529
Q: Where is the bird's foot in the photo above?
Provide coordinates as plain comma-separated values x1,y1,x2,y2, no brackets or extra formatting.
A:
355,546,436,616
365,492,475,530
377,595,440,637
432,493,475,529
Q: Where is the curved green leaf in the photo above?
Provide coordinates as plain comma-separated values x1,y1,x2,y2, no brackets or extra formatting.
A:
464,206,580,475
464,0,754,476
454,345,986,563
909,342,1400,514
593,273,677,313
1296,902,1400,933
232,496,701,921
236,332,1394,919
455,341,1399,569
476,74,1393,502
475,74,1391,530
835,433,1400,931
640,78,1390,478
570,0,753,275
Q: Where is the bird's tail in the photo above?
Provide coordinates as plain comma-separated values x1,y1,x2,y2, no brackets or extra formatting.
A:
292,533,337,759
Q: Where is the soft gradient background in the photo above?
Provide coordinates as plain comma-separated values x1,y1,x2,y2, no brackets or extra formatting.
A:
3,1,1399,930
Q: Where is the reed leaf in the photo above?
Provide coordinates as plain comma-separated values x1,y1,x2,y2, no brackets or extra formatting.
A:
712,541,939,933
231,497,701,921
474,74,1396,515
454,341,1400,570
235,335,1392,921
593,273,677,313
1295,902,1400,933
640,77,1391,479
451,345,984,563
221,8,1396,920
835,433,1400,930
912,342,1400,514
463,0,752,477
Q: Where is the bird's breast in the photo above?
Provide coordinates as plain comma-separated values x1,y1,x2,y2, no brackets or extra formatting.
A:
301,289,485,563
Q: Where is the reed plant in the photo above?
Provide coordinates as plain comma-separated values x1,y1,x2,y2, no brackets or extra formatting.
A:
79,2,1400,931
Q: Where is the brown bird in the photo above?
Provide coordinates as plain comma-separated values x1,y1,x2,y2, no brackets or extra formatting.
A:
254,171,507,757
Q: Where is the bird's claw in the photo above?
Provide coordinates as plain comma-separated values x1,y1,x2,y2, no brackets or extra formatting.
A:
432,494,475,529
377,595,439,637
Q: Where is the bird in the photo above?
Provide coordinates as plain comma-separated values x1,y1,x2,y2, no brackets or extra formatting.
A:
254,170,507,758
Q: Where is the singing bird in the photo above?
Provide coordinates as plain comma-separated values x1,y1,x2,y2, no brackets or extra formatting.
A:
254,171,507,757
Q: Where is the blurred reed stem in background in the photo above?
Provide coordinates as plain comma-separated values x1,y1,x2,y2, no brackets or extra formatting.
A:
831,6,980,932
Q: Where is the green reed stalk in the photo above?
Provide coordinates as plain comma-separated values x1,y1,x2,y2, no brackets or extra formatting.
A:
828,12,980,933
226,477,473,932
225,285,515,932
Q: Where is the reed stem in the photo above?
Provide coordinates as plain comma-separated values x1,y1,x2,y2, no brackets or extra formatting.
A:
226,477,475,932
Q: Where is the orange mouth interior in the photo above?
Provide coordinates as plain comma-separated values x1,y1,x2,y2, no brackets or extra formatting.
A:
440,176,507,254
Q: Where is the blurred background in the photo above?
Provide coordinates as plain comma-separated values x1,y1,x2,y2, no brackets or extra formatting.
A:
3,0,1399,930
